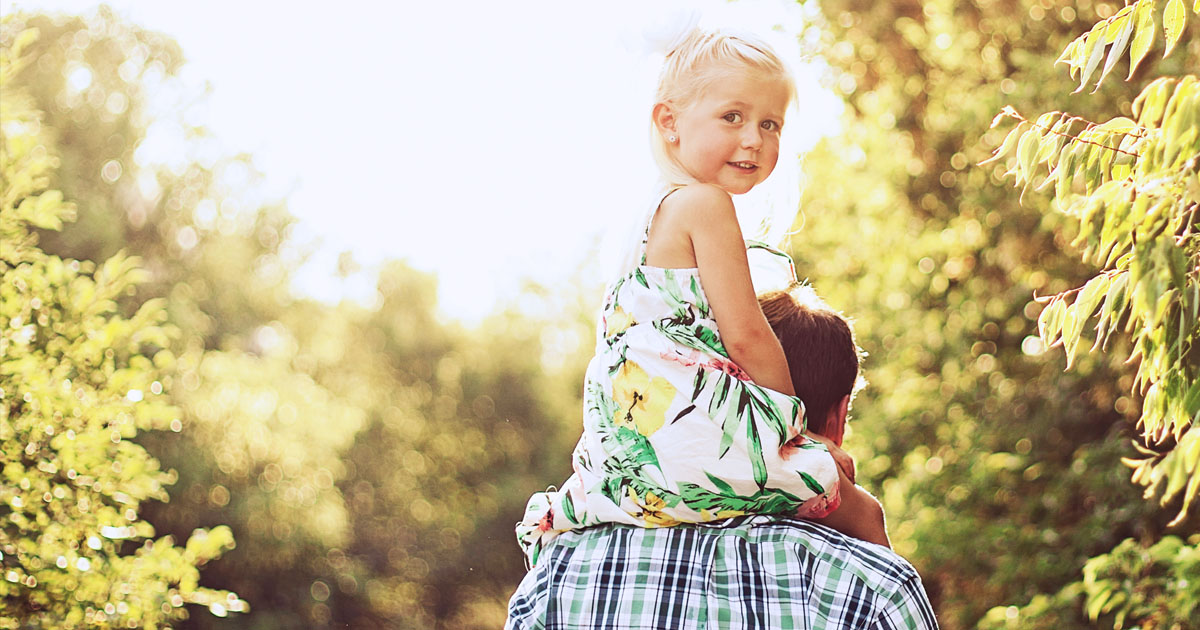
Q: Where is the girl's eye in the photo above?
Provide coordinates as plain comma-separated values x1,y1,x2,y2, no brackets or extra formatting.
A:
761,120,781,132
723,112,742,123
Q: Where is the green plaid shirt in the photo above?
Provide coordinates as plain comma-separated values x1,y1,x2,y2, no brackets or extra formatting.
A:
507,516,938,630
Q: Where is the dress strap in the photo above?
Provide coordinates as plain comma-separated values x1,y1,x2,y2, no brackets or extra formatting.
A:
745,240,798,280
640,186,684,265
745,239,799,293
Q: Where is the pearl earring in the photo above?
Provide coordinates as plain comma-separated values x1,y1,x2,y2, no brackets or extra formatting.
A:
668,135,676,143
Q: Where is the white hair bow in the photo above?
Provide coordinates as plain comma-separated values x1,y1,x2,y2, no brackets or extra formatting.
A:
633,8,700,56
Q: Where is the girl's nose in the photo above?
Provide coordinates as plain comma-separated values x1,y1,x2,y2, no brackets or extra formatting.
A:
741,126,763,150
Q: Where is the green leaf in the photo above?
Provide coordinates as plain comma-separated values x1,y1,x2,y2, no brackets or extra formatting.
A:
1017,128,1041,181
1133,77,1173,126
1035,114,1063,164
1095,116,1139,134
981,121,1028,165
1054,146,1074,199
1076,24,1108,92
1163,0,1187,58
1055,36,1081,68
1063,305,1084,369
1096,12,1134,89
1086,586,1112,620
1038,298,1066,344
1128,0,1157,79
1093,272,1130,348
1075,274,1111,322
1164,430,1200,525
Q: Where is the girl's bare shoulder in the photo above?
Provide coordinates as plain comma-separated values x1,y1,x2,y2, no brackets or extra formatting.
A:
658,183,737,228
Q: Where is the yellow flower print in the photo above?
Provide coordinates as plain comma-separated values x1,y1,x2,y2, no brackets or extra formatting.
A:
605,305,635,338
612,360,677,436
699,507,747,521
627,487,680,527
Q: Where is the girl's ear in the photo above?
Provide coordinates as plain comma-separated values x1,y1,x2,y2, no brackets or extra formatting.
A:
652,102,678,138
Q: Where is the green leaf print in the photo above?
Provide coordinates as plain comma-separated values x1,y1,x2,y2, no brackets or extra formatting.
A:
705,472,736,496
670,404,695,425
600,475,626,505
608,276,626,300
677,481,804,515
711,372,731,415
689,276,710,318
634,267,649,289
659,269,691,320
607,345,628,377
711,374,742,459
586,381,617,425
575,448,592,472
741,390,769,490
691,367,707,402
611,425,664,470
597,454,680,509
653,319,727,357
593,421,665,475
747,388,788,441
561,492,579,525
717,402,738,459
627,477,683,508
798,471,826,495
690,324,727,356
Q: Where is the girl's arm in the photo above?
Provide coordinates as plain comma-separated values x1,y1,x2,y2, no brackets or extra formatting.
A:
664,184,796,395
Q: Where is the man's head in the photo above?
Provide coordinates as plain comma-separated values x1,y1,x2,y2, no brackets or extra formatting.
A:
758,283,864,445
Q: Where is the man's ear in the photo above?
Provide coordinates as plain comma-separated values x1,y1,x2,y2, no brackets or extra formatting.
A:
824,394,851,447
652,102,678,139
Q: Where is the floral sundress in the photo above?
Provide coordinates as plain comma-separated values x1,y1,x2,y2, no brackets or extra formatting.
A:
516,188,841,567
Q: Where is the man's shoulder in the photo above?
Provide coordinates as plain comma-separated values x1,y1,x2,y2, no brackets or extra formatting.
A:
765,518,920,587
760,519,938,629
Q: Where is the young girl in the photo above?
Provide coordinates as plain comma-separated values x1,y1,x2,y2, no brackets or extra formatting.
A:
515,27,875,569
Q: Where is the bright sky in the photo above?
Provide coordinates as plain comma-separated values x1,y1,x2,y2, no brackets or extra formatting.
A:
8,0,841,322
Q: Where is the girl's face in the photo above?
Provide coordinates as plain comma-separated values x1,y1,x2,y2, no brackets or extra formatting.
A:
667,73,790,195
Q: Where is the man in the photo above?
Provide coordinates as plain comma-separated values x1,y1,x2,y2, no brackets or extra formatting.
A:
758,282,938,629
507,283,938,629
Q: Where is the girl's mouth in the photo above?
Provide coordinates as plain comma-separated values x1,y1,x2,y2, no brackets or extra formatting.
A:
728,161,758,172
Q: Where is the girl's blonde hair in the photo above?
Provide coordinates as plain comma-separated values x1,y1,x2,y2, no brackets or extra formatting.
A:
651,28,797,186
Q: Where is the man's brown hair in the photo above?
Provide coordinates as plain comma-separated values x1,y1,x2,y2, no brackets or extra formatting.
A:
758,283,864,437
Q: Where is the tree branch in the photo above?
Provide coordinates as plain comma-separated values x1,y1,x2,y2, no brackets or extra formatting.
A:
999,108,1144,158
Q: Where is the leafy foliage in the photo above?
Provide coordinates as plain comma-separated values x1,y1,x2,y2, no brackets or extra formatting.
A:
0,27,243,626
981,0,1199,627
1078,535,1200,628
988,72,1200,524
799,0,1192,627
11,1,1197,628
986,0,1198,541
2,8,589,627
1056,0,1198,90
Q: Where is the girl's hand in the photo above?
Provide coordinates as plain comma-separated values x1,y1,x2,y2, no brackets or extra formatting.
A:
804,431,856,484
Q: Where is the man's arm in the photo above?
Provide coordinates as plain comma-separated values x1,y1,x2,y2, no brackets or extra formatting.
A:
869,575,940,629
813,463,891,548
